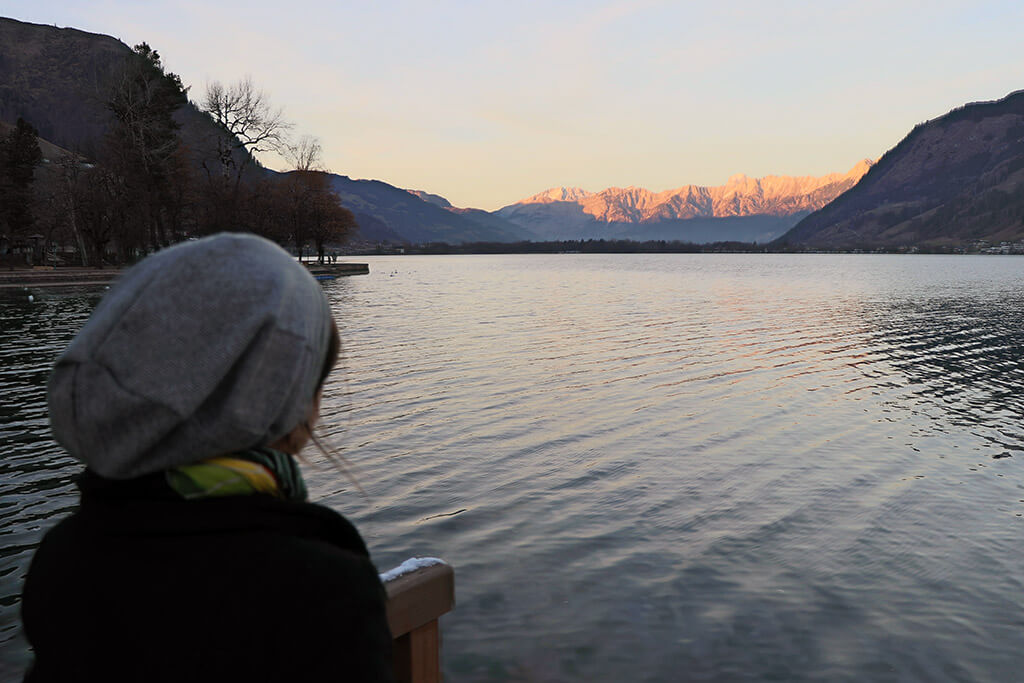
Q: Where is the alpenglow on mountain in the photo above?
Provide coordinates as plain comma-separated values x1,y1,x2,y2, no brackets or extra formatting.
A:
495,162,872,242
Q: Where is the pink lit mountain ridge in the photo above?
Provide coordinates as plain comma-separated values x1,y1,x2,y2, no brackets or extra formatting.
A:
494,162,872,242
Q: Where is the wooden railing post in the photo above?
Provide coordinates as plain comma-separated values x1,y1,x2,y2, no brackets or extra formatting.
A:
382,559,455,683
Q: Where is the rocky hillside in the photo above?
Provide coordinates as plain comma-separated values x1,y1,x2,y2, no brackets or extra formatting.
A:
779,91,1024,248
0,18,129,155
496,162,871,241
0,17,223,166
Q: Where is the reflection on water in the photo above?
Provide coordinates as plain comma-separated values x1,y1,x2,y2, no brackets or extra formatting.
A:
2,255,1023,681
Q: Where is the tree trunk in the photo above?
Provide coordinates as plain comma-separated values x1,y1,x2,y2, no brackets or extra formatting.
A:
70,206,89,267
63,178,89,267
156,204,168,248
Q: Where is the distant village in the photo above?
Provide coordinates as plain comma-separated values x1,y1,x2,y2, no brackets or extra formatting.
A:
964,240,1024,255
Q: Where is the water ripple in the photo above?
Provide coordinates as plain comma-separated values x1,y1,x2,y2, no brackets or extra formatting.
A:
4,256,1024,680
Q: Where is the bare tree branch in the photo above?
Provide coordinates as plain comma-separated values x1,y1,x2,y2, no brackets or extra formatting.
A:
202,76,292,160
284,135,324,172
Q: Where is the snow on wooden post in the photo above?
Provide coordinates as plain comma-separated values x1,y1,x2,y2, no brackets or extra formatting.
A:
382,558,455,683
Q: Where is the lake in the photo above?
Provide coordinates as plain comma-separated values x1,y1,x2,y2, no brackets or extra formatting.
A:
2,253,1024,681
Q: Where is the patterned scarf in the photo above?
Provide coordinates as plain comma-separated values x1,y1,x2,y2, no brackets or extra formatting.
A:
166,448,308,502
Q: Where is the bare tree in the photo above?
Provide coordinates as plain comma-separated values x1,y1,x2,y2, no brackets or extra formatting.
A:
200,77,292,231
284,134,324,172
203,77,291,171
56,153,90,266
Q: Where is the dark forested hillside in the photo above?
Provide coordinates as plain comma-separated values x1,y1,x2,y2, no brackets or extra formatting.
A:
0,17,359,263
779,90,1024,248
0,18,252,175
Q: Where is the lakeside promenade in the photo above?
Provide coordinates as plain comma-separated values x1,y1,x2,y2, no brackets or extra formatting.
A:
0,262,368,289
0,267,120,289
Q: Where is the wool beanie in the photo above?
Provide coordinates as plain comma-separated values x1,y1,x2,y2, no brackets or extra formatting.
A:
47,233,334,479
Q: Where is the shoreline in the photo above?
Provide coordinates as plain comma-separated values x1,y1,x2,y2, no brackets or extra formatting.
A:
0,268,121,289
0,262,370,289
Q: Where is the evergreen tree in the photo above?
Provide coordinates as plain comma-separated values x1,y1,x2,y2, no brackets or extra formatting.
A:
0,117,43,249
103,42,189,251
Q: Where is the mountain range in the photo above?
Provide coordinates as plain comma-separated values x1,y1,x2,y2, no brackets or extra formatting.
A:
493,162,871,242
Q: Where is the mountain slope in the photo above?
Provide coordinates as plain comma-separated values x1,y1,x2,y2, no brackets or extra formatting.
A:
0,17,254,180
328,175,531,243
403,187,539,241
0,18,130,155
497,162,871,241
0,118,73,162
779,91,1024,248
406,189,452,208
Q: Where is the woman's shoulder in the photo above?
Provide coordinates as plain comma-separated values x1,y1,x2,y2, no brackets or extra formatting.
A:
26,483,389,633
24,494,395,683
72,468,371,554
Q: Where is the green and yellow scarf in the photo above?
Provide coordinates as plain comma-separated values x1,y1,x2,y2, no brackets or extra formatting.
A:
166,448,308,502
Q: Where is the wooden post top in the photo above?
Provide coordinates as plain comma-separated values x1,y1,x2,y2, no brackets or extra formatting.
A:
383,561,455,638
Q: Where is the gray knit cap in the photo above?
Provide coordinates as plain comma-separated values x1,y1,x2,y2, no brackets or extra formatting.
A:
47,233,334,479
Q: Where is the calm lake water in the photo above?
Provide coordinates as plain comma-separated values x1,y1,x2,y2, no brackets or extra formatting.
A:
2,254,1024,681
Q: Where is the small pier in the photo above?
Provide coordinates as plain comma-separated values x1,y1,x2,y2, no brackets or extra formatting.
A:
305,262,370,279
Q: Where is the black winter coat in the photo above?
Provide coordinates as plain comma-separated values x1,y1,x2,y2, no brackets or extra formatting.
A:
21,470,394,682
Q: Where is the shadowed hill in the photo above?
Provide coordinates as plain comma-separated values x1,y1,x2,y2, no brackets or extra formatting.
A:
0,18,130,156
328,175,531,243
779,90,1024,248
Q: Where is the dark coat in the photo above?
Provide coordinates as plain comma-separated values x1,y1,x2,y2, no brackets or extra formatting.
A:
21,470,394,682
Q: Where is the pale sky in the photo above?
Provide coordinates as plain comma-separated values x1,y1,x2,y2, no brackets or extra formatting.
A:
4,1,1023,210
